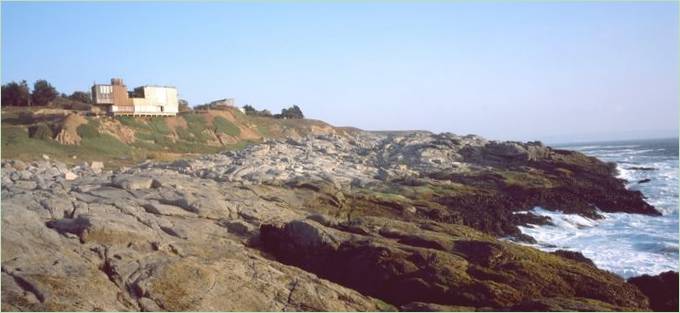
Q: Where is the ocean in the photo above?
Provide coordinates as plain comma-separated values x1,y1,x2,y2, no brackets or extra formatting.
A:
517,137,679,279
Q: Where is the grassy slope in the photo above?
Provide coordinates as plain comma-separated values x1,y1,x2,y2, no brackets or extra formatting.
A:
1,107,343,168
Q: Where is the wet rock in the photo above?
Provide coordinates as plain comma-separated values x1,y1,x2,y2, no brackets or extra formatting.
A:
628,271,679,312
550,249,596,267
261,217,649,310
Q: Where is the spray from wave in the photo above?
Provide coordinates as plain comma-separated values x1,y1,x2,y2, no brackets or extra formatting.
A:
517,138,678,278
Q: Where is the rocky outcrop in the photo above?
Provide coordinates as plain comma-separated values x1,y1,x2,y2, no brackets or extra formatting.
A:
1,161,390,311
628,271,679,312
1,131,661,311
151,132,658,238
260,216,649,311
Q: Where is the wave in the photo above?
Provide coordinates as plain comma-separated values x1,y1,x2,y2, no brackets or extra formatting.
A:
518,207,679,278
519,139,678,278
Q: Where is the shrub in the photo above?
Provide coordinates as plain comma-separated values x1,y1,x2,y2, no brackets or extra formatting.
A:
279,105,304,119
29,123,54,140
31,80,58,106
1,81,31,106
213,116,240,136
68,91,92,104
243,104,273,117
178,99,191,112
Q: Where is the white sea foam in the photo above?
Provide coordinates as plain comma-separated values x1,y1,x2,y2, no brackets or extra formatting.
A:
518,139,679,278
519,208,678,278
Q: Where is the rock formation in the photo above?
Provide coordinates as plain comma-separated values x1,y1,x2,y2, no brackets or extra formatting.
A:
53,113,87,145
1,131,665,311
628,271,679,312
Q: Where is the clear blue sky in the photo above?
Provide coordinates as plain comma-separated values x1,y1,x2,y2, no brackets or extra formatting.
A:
2,1,678,142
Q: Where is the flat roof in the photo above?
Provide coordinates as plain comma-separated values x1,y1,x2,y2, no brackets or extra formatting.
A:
136,85,177,89
93,84,176,89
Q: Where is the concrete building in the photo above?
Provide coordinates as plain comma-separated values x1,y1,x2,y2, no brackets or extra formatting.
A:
92,78,178,116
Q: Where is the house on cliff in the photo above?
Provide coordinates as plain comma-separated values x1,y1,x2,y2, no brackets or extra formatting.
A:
91,78,178,116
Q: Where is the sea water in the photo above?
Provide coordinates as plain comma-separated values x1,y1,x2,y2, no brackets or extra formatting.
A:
517,138,679,278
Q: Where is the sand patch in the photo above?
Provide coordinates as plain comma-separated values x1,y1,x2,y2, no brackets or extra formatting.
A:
98,118,136,144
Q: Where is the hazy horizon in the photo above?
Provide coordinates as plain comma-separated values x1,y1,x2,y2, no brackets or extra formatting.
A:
2,1,678,143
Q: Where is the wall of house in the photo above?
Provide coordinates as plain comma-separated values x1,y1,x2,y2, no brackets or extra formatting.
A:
92,85,114,104
141,86,178,113
111,82,130,107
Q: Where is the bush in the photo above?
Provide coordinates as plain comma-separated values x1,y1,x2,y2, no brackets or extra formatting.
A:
1,81,31,106
279,105,304,119
31,80,58,106
243,104,273,117
213,116,240,136
68,91,91,104
29,123,54,140
178,99,191,112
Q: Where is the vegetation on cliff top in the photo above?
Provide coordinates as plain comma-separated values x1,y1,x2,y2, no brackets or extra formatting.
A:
1,106,339,167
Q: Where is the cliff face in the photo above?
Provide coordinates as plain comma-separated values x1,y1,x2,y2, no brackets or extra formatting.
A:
0,132,661,311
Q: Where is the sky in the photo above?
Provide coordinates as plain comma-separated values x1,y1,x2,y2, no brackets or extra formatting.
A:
2,1,678,143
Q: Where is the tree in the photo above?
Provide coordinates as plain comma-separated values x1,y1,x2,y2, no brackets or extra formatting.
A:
243,104,273,117
280,105,304,119
31,80,58,106
243,104,257,114
68,91,92,104
178,99,191,112
1,80,31,106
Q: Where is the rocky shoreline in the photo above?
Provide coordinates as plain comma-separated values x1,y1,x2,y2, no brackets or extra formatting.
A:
1,131,674,311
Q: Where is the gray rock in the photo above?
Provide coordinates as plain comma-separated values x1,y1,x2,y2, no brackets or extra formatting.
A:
112,175,154,190
13,180,37,190
219,220,257,236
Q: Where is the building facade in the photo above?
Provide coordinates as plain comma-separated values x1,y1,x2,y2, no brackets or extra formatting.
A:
92,78,178,116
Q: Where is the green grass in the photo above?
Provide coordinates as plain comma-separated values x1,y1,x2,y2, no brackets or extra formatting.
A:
255,123,271,137
1,125,131,164
135,131,174,147
182,113,210,142
213,116,240,136
80,133,132,157
77,119,101,138
116,116,150,130
147,117,170,134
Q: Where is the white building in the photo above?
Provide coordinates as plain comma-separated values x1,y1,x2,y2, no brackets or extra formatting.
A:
92,78,179,116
